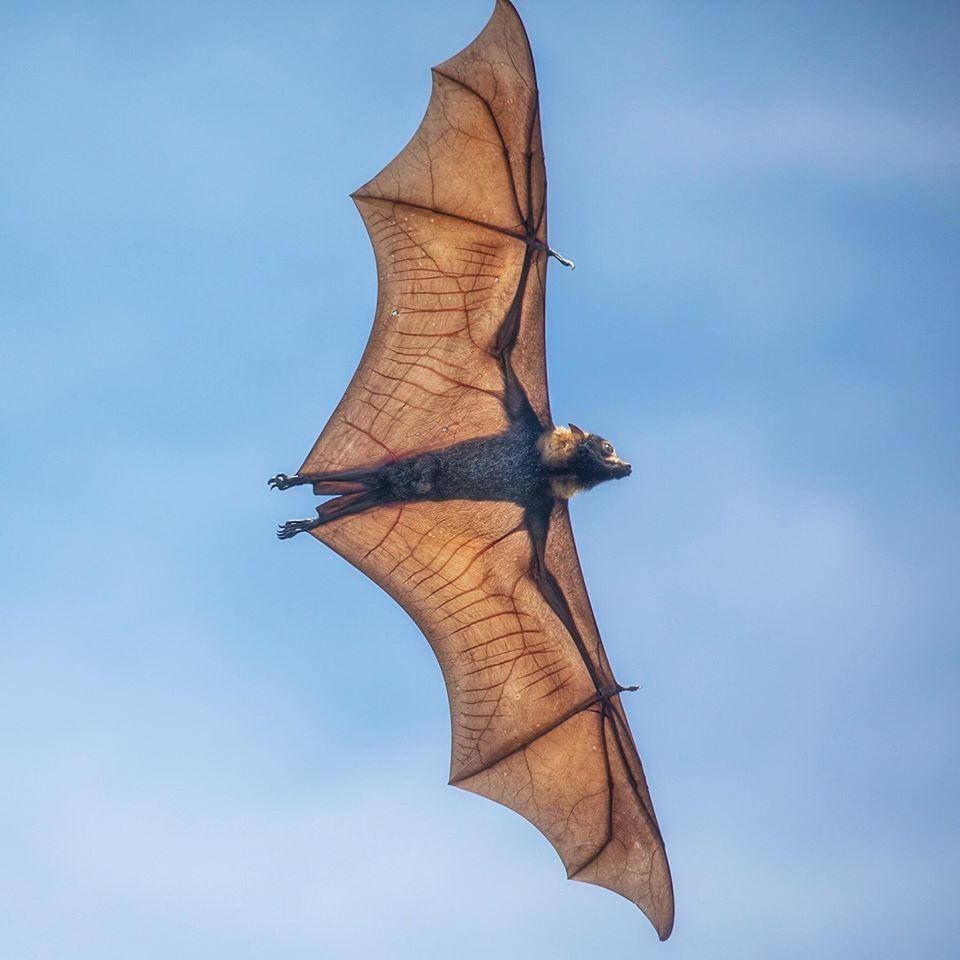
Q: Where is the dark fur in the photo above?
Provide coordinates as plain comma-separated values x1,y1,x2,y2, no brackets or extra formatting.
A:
272,423,629,538
561,432,631,487
382,422,546,505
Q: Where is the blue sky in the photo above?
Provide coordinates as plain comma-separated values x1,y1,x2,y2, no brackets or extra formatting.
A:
2,1,958,956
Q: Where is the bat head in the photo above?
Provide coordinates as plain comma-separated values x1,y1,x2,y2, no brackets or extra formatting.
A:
566,423,632,483
540,424,632,496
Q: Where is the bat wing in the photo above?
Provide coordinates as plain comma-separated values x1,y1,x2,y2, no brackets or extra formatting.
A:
301,0,674,939
301,0,549,478
311,496,674,939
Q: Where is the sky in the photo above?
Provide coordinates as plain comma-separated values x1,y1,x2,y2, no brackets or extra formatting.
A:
2,0,958,957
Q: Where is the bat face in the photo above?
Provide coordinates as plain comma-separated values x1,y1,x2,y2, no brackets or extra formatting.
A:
536,424,631,488
575,432,633,481
270,0,674,940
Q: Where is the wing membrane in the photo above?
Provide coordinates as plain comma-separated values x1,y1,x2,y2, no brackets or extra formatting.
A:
301,0,549,477
313,499,596,781
311,497,674,939
296,0,674,938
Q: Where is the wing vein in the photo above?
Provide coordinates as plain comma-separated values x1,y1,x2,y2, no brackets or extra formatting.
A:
432,68,527,228
352,194,527,243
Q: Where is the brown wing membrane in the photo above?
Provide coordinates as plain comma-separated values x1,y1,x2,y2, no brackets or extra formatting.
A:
298,0,674,939
311,498,674,940
535,503,674,937
300,0,549,478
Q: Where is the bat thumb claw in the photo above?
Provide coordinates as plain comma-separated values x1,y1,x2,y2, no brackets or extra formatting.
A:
547,247,575,270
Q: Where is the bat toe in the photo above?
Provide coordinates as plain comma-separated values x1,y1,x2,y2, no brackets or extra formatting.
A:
277,519,312,539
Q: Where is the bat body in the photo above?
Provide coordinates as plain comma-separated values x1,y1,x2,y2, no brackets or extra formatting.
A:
272,422,629,528
271,0,674,940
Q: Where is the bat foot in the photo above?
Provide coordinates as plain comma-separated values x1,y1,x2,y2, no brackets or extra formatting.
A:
268,473,296,490
276,517,319,539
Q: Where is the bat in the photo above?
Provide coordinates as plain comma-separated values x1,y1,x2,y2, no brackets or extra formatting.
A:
270,0,674,940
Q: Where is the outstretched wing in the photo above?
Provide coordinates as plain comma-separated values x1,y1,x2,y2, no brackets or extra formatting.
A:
311,497,674,939
301,0,549,478
300,0,674,939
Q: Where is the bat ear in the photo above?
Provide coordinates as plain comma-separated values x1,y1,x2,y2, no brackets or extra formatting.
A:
568,423,587,441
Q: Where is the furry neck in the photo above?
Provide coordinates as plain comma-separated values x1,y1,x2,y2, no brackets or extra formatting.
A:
537,426,597,500
548,474,600,499
537,425,583,468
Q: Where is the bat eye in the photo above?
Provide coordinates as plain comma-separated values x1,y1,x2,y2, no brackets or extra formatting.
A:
601,442,614,456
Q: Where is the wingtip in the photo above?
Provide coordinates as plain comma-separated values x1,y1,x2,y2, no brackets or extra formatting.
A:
434,0,530,74
494,0,527,27
654,907,675,941
635,893,674,941
493,0,527,35
644,846,675,941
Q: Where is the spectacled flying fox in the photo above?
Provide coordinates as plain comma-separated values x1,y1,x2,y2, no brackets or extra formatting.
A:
270,0,674,940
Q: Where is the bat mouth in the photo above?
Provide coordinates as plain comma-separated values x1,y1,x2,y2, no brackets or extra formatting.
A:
610,459,632,479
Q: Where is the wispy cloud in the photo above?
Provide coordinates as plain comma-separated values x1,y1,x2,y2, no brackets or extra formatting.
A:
2,1,958,958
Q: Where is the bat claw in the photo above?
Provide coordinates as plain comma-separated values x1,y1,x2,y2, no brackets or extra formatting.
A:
268,473,293,490
277,518,317,539
547,247,575,270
